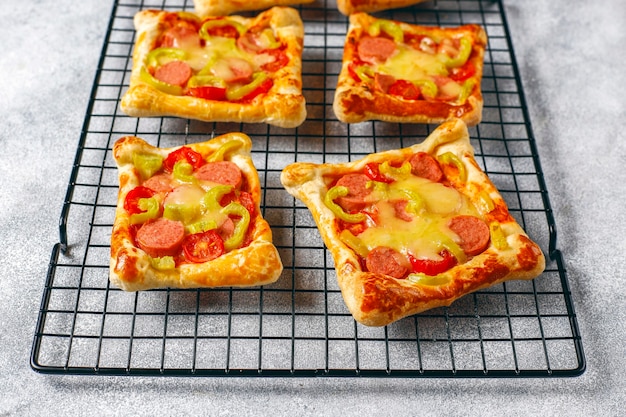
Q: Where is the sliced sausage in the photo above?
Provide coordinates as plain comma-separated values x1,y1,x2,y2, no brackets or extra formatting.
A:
136,218,185,258
409,152,444,182
335,173,372,212
217,217,235,240
160,24,201,49
366,246,410,279
393,200,413,222
195,161,243,188
448,215,490,256
154,60,192,87
374,73,396,93
357,36,396,63
143,173,174,193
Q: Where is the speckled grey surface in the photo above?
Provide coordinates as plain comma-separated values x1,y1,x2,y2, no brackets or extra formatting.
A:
1,0,624,415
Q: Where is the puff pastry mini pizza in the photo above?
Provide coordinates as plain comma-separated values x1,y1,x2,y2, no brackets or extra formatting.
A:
120,7,306,128
281,119,545,326
110,133,283,292
333,13,487,126
194,0,314,17
337,0,427,15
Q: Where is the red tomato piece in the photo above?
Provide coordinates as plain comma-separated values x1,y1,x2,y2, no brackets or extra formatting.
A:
450,61,476,82
238,77,274,102
124,186,156,215
408,250,457,276
388,79,421,100
186,86,227,101
182,230,225,263
364,162,393,184
260,49,289,72
163,146,205,173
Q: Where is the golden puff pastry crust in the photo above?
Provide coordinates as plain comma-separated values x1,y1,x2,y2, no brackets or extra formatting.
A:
194,0,314,17
333,13,487,126
111,133,283,291
121,7,306,128
281,119,545,326
337,0,428,15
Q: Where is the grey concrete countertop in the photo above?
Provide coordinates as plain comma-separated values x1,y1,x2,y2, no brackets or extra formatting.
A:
1,0,624,415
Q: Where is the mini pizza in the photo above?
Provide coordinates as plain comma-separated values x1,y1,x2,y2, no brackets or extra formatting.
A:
281,119,545,326
337,0,427,15
120,7,306,128
194,0,314,17
333,13,487,126
110,133,283,291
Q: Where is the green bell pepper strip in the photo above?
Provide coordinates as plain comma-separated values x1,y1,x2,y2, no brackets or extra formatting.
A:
139,66,183,96
150,256,176,270
207,140,243,162
163,203,199,224
477,190,495,214
440,36,472,68
185,219,218,235
354,65,374,82
437,152,467,182
199,19,246,41
413,79,438,99
378,161,411,181
187,74,227,89
398,188,425,214
323,186,367,223
201,185,234,213
226,72,268,101
146,47,188,69
129,197,160,225
439,236,467,264
221,202,250,251
173,160,197,183
457,79,476,104
339,229,370,258
133,153,163,180
367,19,404,43
176,11,201,24
257,28,281,50
490,223,508,250
407,273,450,286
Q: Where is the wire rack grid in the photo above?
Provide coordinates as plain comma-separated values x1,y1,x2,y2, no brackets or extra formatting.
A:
31,0,585,377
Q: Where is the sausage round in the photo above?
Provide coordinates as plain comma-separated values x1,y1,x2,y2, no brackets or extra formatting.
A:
448,215,491,256
335,173,372,212
142,173,174,193
365,246,410,279
409,152,444,182
195,161,243,188
136,218,185,258
357,36,396,63
154,60,192,87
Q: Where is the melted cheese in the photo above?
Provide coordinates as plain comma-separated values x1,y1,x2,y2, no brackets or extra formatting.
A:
354,176,478,260
378,46,449,80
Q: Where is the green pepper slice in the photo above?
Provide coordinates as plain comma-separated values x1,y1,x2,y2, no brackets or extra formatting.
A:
163,203,199,225
129,197,160,225
185,219,218,235
226,72,268,101
413,79,438,99
407,273,451,286
133,153,163,180
221,202,250,251
441,36,472,68
139,66,183,96
146,47,188,69
437,152,467,182
173,160,197,184
202,185,234,213
490,223,508,250
324,186,367,223
457,79,476,104
207,140,243,162
378,161,411,181
187,74,227,89
150,256,176,270
339,229,369,258
368,19,404,43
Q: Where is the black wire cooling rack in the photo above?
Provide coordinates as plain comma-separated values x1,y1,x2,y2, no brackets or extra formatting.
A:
31,0,585,377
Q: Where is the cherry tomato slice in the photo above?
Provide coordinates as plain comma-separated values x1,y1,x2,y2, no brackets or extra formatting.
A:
364,163,393,184
449,61,476,82
187,86,227,101
260,49,289,72
163,146,205,173
124,186,156,215
408,250,457,276
182,230,225,263
388,79,421,100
